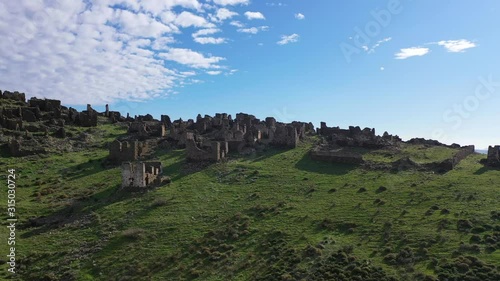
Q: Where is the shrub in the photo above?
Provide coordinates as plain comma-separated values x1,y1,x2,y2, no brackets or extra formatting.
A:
440,209,450,214
151,198,169,207
469,235,482,244
457,219,474,232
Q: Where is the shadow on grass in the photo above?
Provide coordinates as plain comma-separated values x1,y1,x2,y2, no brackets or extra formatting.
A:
60,156,112,180
226,145,290,163
473,165,499,175
294,153,357,176
20,184,143,238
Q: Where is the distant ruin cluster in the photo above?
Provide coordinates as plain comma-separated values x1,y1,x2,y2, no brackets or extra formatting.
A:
0,90,122,156
109,111,315,167
313,122,476,173
2,90,499,190
312,122,402,164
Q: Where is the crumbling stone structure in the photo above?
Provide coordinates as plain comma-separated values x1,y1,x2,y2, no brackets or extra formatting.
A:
487,145,500,167
77,104,98,127
108,139,156,163
121,161,162,188
128,121,166,138
310,147,364,164
109,140,139,163
185,132,228,162
318,122,401,148
1,90,26,102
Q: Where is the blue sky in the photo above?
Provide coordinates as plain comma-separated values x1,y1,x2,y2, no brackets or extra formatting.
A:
1,0,499,148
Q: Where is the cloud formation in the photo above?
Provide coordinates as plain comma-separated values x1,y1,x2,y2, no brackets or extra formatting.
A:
363,37,392,54
0,0,269,105
394,47,430,59
295,13,305,20
237,26,269,34
244,11,266,20
437,39,476,53
277,34,300,45
213,0,249,5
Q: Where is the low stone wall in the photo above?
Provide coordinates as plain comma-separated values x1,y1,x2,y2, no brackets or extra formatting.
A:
310,148,364,165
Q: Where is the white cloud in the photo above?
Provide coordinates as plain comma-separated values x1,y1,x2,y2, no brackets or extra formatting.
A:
174,11,214,28
0,1,231,105
244,11,265,20
266,2,286,7
363,37,392,54
215,8,238,21
277,34,300,45
230,20,244,27
380,67,385,71
206,70,222,75
437,39,476,53
114,9,177,37
192,28,220,37
140,0,202,14
159,48,225,68
213,0,249,5
192,28,225,44
394,47,430,59
193,37,226,44
237,26,269,34
295,13,305,20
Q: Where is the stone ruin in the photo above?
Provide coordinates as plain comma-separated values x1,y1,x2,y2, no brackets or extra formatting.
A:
312,122,476,173
311,122,402,164
121,161,162,188
0,90,126,156
165,112,314,161
486,145,500,167
105,111,315,164
185,132,228,162
317,122,402,149
108,139,157,164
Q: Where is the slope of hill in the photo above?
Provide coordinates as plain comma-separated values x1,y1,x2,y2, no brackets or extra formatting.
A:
0,120,499,280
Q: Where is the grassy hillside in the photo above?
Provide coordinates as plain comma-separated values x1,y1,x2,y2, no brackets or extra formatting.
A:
0,123,499,280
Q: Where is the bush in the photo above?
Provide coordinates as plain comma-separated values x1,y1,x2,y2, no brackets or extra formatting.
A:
457,219,474,232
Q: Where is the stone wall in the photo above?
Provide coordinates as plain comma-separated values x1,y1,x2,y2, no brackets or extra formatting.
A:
109,140,139,163
452,145,475,166
121,161,162,188
310,147,364,164
487,145,500,167
185,132,228,162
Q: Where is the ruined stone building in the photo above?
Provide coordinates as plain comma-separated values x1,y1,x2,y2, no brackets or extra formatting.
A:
487,145,500,167
128,121,166,138
164,112,314,162
121,162,162,188
318,122,401,149
108,139,156,163
185,132,228,162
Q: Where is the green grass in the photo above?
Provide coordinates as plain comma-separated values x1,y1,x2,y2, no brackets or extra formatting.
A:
0,124,499,280
362,143,458,164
